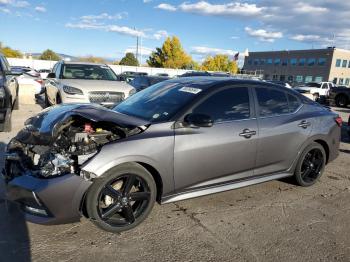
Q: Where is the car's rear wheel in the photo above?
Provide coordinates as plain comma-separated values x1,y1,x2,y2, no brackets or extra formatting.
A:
295,143,326,187
85,163,156,233
335,95,348,107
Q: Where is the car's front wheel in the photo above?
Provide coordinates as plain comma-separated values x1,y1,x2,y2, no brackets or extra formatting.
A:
295,142,326,187
85,163,156,233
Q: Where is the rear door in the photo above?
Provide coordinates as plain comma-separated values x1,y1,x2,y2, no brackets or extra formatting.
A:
174,85,258,192
253,86,312,176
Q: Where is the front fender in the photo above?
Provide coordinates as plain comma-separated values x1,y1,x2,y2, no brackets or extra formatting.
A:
81,122,175,196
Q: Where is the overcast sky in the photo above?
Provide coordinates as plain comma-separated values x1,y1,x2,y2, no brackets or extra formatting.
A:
1,0,349,61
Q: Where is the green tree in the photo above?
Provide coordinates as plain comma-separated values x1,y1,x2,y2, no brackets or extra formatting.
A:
119,52,139,66
39,49,60,61
147,36,193,69
0,42,23,58
201,54,238,74
79,56,107,64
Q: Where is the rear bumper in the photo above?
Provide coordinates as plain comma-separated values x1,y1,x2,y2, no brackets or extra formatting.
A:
2,172,92,225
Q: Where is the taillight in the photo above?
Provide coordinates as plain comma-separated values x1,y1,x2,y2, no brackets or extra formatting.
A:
335,116,342,127
35,79,43,85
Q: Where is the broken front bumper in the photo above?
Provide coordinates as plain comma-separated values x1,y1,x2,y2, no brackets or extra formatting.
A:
2,171,92,225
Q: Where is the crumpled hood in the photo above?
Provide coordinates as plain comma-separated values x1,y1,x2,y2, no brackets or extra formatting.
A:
16,104,150,145
60,79,134,93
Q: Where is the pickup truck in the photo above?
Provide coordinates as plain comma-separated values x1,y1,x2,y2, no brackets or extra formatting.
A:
0,52,20,132
328,85,350,107
294,82,335,102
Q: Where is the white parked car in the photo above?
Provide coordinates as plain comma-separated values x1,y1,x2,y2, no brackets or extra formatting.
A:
45,61,136,108
294,82,335,101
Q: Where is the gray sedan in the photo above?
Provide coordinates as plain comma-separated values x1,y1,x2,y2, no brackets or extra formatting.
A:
4,77,341,233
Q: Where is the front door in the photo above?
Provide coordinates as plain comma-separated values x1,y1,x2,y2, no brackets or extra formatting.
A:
174,86,258,192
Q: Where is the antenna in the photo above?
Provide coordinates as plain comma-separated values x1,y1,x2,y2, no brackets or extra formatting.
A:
135,27,139,63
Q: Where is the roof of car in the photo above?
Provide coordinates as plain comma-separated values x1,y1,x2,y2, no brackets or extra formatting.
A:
61,61,108,66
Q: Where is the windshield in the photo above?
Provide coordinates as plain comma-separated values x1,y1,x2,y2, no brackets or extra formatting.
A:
305,82,321,88
114,81,204,123
61,64,118,81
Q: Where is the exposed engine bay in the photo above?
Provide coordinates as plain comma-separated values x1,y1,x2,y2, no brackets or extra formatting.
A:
5,115,144,180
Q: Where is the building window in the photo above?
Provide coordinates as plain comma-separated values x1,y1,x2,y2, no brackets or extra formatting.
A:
339,78,344,85
315,76,323,82
273,74,278,80
248,59,252,65
260,59,265,65
280,75,286,81
335,59,341,67
287,75,294,82
264,74,270,80
267,58,273,65
345,78,350,86
254,59,259,65
318,58,326,66
305,76,313,83
282,59,288,66
274,58,281,65
308,58,316,66
299,58,306,66
342,60,348,68
290,58,297,66
333,78,338,84
296,75,303,82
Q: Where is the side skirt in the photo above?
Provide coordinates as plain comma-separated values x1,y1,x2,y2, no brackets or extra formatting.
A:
161,172,293,204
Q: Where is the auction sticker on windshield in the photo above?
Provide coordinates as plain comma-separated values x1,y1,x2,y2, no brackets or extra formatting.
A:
179,86,202,94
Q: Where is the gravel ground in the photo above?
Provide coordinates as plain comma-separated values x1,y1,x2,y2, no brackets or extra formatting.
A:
0,103,349,262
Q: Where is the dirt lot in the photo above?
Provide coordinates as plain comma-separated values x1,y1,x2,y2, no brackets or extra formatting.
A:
0,104,349,262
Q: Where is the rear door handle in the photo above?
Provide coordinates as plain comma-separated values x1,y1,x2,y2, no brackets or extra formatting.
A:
298,120,311,129
239,129,257,139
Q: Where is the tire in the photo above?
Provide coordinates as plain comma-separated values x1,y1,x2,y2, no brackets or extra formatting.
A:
56,93,62,105
44,91,50,107
13,97,19,110
295,142,326,187
0,109,12,132
335,95,348,107
85,163,157,233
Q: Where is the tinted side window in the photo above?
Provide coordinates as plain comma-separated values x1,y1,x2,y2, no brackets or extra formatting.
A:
192,87,250,122
287,93,301,112
256,88,289,117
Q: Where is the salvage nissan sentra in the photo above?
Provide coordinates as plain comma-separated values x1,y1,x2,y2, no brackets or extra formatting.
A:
3,77,341,233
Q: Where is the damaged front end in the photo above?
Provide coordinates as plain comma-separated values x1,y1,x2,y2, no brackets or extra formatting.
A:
3,104,149,224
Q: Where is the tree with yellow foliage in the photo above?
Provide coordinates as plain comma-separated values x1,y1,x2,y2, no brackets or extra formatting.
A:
0,42,22,58
201,54,238,74
147,36,194,69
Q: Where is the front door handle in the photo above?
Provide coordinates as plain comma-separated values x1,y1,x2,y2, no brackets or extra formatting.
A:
298,120,311,129
239,129,257,139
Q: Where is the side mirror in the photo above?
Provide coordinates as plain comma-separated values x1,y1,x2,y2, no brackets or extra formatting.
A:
47,72,56,79
184,113,213,128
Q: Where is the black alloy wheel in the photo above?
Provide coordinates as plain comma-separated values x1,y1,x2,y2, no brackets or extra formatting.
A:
97,175,151,226
86,163,156,233
295,143,326,186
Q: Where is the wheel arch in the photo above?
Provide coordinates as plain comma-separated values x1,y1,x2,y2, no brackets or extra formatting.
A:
313,139,330,164
136,162,163,203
